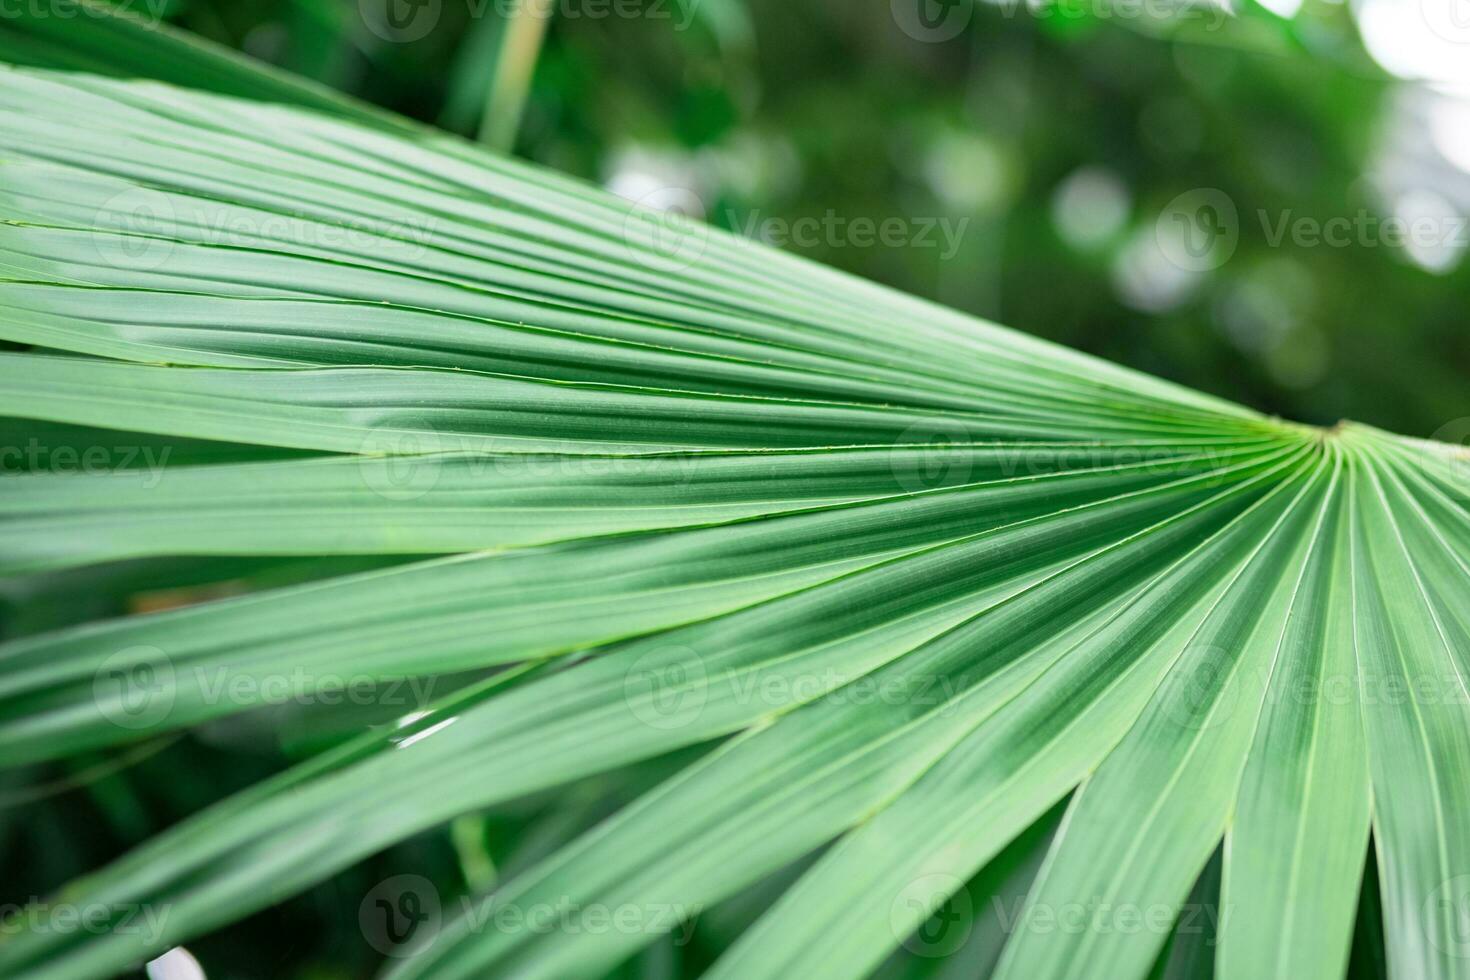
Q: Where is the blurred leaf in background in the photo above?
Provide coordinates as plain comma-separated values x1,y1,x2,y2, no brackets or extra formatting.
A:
129,0,1469,438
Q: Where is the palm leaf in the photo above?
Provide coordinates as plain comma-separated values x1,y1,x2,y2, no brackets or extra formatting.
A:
0,20,1466,980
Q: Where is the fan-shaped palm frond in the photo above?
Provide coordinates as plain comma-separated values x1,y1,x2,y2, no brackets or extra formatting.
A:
0,13,1467,980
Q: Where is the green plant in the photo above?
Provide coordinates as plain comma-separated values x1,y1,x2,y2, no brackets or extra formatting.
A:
0,9,1467,980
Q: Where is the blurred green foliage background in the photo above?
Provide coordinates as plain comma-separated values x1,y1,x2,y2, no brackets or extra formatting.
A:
149,0,1468,440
